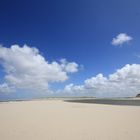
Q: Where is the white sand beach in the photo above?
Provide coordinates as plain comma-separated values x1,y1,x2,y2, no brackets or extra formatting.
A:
0,100,140,140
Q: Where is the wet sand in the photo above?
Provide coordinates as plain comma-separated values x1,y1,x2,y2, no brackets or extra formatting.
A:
65,98,140,106
0,100,140,140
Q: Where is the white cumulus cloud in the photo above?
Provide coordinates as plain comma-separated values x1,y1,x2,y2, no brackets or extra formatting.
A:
62,64,140,97
0,45,79,93
60,59,78,73
111,33,133,46
0,83,13,93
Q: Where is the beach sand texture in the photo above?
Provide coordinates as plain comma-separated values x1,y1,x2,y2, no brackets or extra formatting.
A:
0,100,140,140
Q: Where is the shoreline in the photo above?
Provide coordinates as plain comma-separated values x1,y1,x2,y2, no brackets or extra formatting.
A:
1,97,140,106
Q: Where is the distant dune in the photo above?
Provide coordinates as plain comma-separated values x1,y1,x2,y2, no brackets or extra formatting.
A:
136,93,140,98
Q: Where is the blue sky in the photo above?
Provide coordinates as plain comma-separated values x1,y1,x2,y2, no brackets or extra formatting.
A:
0,0,140,99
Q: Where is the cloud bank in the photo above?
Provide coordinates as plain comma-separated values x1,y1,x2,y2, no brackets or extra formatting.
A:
0,44,140,98
111,33,133,46
61,64,140,97
0,45,78,93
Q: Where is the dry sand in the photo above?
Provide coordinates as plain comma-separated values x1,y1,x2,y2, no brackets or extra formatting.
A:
0,100,140,140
